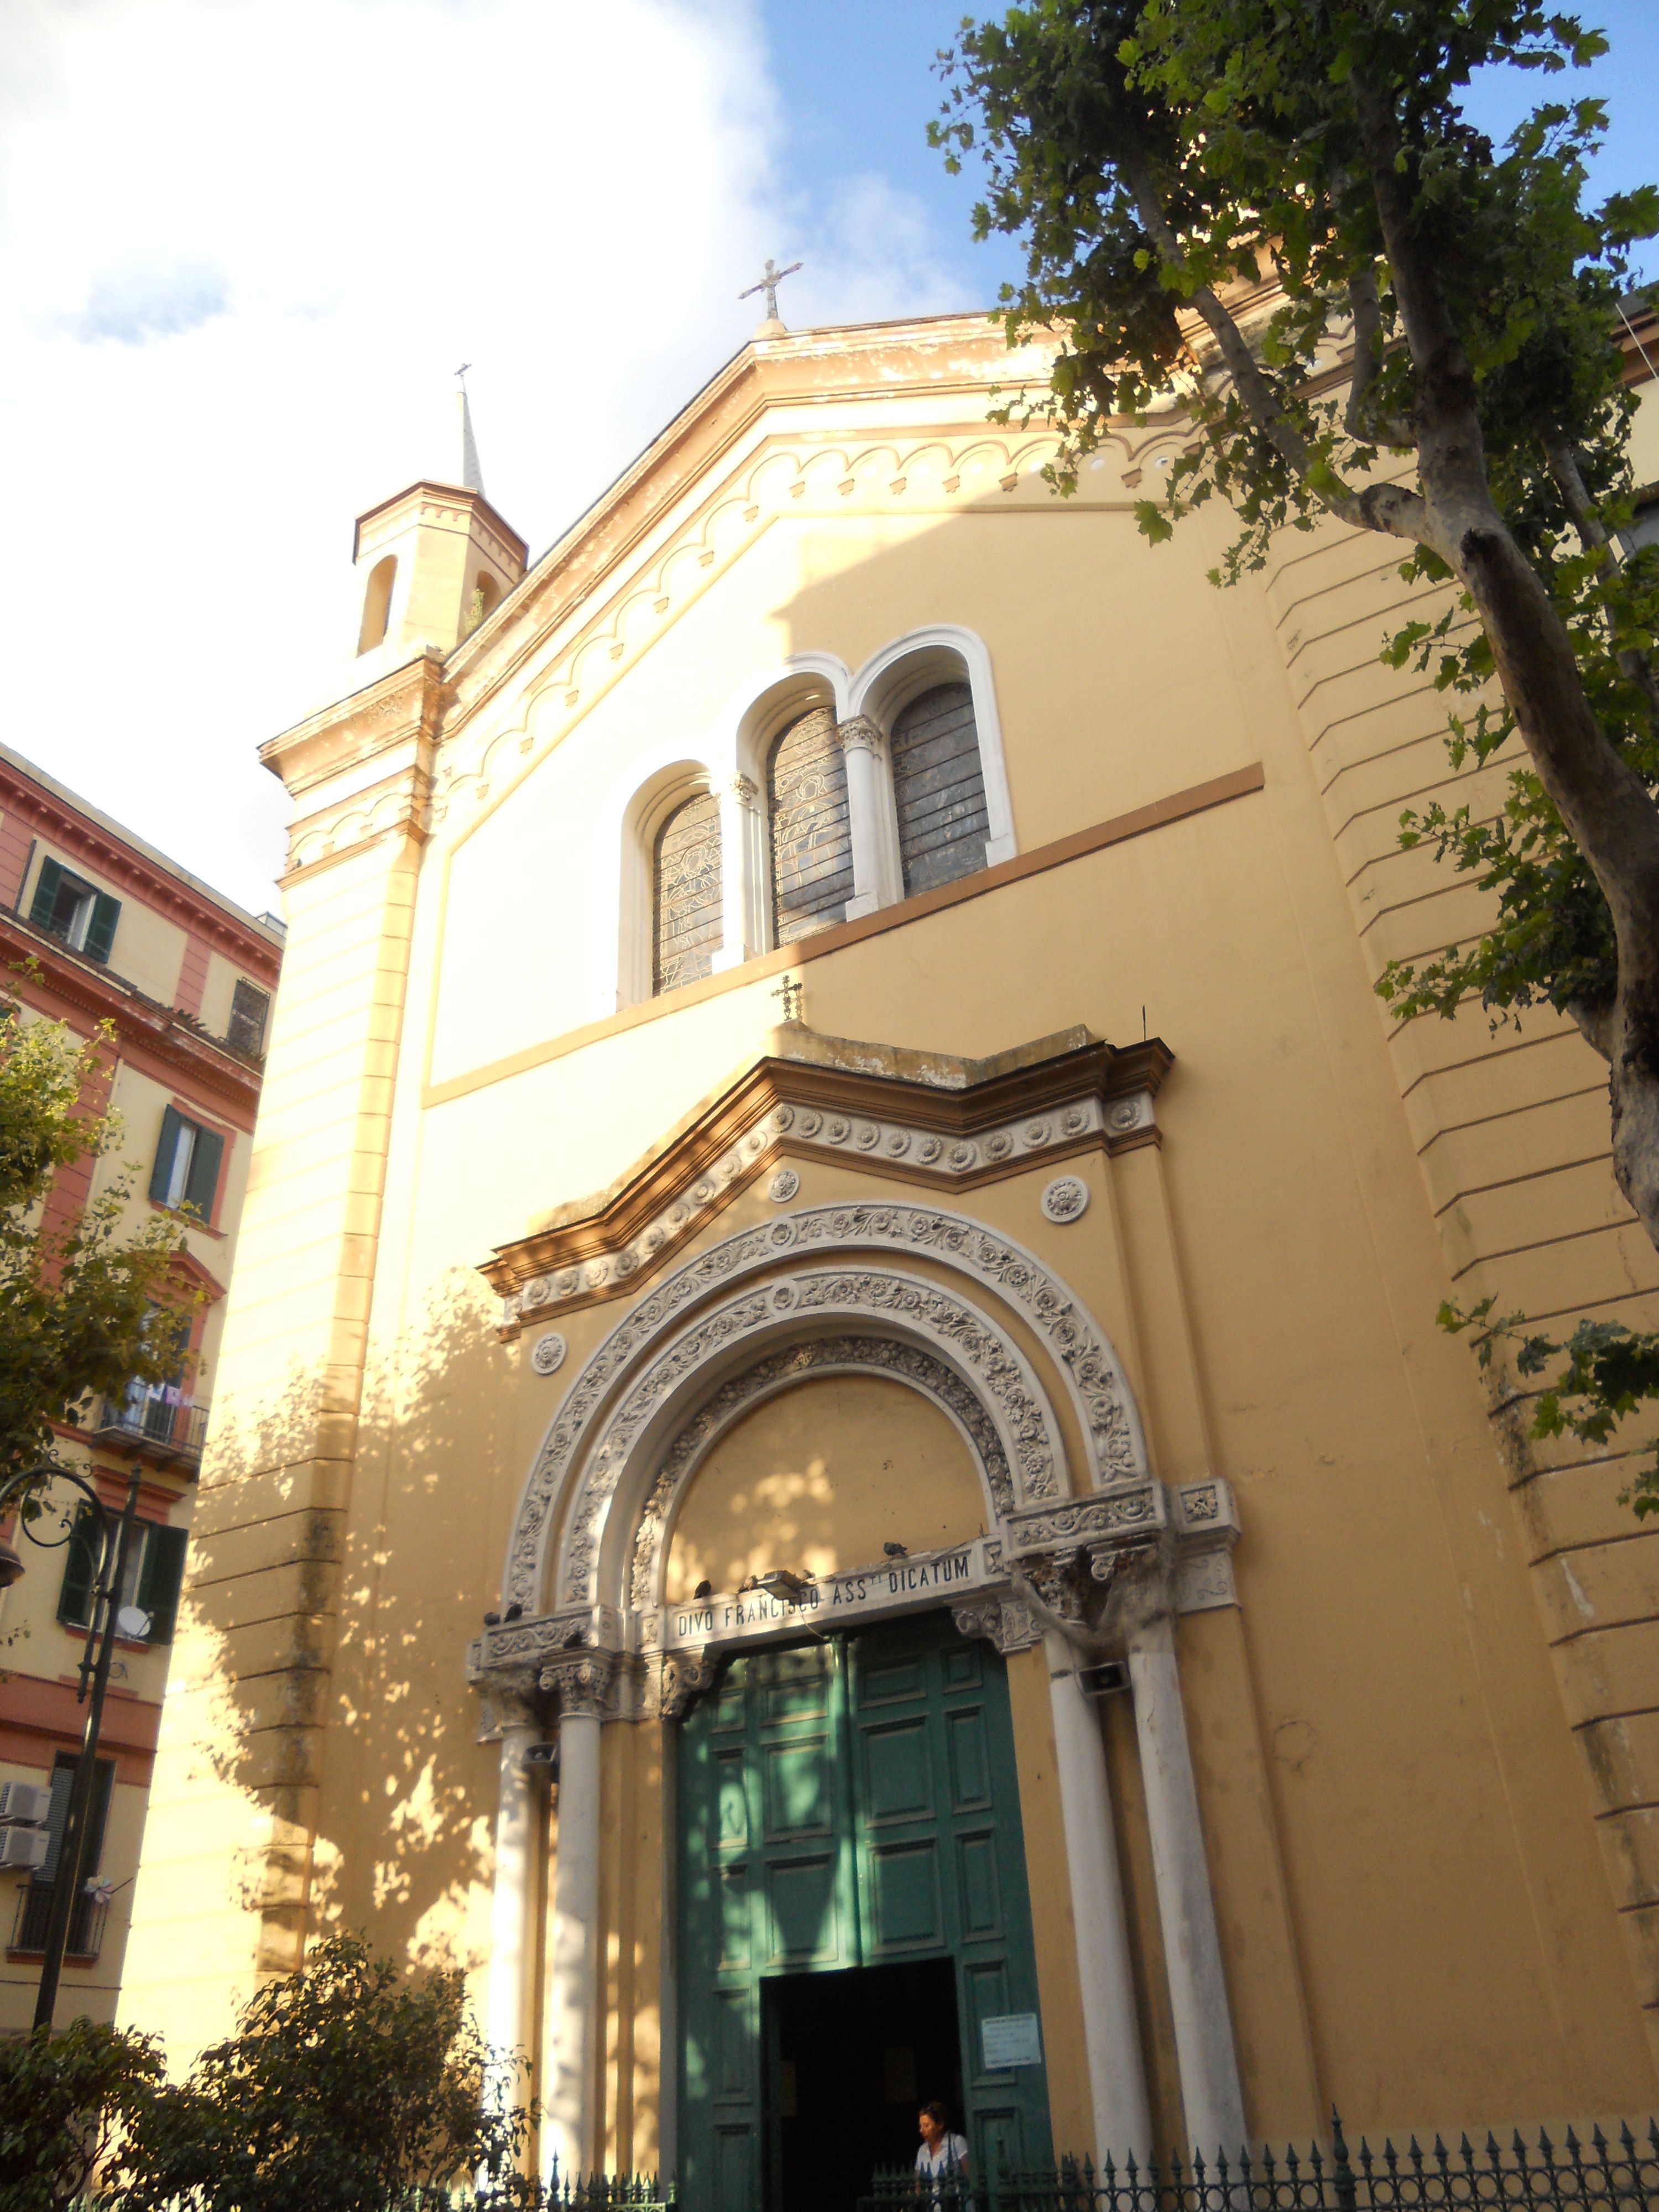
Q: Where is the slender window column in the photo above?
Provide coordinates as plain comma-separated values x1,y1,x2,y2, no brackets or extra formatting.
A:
482,1682,541,2112
834,716,891,917
1125,1607,1246,2158
712,772,766,969
1045,1637,1153,2163
539,1655,614,2184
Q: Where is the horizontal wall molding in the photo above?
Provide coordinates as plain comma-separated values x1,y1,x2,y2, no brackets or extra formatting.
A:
425,760,1265,1108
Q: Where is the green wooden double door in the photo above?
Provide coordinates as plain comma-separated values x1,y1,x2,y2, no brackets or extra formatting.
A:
678,1614,1053,2212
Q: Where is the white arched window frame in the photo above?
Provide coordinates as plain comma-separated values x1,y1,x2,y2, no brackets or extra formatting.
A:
730,658,851,953
614,760,722,1009
847,627,1017,905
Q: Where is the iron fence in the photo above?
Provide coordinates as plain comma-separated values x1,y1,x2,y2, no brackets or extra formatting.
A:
861,2115,1659,2212
398,2174,676,2211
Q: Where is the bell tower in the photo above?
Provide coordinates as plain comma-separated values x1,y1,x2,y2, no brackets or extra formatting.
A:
349,379,528,671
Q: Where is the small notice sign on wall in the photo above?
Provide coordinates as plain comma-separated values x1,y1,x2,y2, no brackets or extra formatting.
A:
980,2013,1044,2070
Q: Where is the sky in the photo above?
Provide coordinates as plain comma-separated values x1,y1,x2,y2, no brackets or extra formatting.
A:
0,0,1653,917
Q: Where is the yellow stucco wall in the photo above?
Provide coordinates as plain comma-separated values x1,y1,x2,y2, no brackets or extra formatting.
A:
122,317,1659,2160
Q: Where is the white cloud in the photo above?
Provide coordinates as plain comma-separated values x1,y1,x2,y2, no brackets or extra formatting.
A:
0,0,971,912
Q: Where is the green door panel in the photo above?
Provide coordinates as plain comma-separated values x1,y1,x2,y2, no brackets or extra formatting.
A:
679,1616,1052,2212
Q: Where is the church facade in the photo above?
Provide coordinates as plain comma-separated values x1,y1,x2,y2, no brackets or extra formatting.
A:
123,306,1659,2200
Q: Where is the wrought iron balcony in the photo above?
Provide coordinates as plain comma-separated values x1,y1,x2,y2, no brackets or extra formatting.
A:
9,1880,108,1961
90,1384,207,1469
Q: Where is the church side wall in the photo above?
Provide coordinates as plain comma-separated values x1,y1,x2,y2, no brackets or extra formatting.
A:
1261,378,1659,2064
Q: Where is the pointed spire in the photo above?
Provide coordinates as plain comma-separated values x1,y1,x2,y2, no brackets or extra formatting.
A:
455,363,484,495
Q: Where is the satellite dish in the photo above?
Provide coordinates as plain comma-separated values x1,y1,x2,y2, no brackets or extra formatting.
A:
116,1604,152,1640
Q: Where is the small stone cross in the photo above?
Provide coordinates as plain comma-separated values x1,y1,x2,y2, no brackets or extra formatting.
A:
773,974,804,1025
739,257,802,325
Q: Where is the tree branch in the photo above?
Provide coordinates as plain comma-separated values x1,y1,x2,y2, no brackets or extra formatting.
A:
1117,138,1429,544
1546,437,1659,734
1344,268,1413,448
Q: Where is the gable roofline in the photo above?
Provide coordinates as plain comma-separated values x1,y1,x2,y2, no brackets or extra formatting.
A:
441,310,1030,686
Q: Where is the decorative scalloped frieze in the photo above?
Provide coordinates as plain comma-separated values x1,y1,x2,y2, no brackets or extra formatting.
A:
502,1094,1120,1329
427,420,1178,833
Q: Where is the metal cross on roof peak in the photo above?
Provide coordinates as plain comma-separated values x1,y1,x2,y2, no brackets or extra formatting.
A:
773,974,804,1025
739,257,802,326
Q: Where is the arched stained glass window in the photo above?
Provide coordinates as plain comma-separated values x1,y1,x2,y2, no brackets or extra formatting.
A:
653,791,723,995
768,707,852,943
890,682,989,896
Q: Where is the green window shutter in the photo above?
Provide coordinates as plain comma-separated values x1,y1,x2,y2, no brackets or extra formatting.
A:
184,1125,223,1220
83,1757,114,1877
149,1105,186,1203
28,856,62,930
137,1525,187,1645
56,1504,99,1629
84,891,120,963
37,1757,75,1885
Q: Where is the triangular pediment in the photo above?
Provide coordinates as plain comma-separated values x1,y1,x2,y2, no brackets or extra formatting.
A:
482,1023,1171,1333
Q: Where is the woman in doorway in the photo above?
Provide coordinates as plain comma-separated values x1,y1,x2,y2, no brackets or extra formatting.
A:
915,2103,971,2208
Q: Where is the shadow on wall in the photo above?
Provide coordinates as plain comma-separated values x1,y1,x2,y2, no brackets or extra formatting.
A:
162,1269,520,2002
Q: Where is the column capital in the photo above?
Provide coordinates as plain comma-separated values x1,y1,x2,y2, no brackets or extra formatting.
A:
723,771,761,807
473,1665,542,1743
834,714,886,757
540,1648,619,1719
951,1593,1041,1655
659,1646,718,1721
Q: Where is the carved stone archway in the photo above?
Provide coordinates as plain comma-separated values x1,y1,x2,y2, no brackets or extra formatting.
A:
502,1201,1149,1614
628,1331,1013,1610
557,1266,1066,1611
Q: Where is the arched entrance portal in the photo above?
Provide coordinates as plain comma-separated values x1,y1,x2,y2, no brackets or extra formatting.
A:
679,1612,1052,2212
471,1203,1245,2190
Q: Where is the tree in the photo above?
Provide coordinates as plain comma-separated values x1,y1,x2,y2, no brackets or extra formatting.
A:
0,2017,164,2211
932,0,1659,1241
0,990,196,1498
932,0,1659,1501
119,1933,529,2212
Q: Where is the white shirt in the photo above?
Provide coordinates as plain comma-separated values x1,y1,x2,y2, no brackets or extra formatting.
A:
916,2132,971,2180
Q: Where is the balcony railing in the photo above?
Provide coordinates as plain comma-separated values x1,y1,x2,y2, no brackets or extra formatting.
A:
91,1384,207,1468
9,1881,108,1961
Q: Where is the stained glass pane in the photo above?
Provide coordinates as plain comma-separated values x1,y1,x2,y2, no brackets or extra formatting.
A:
654,791,724,995
892,683,989,896
768,707,853,943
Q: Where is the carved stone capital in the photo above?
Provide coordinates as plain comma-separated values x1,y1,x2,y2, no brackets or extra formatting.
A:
540,1649,619,1720
659,1647,719,1720
951,1594,1040,1656
471,1665,542,1744
724,771,761,807
834,714,885,758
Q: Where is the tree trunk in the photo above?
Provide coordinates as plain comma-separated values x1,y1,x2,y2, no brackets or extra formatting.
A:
1352,65,1659,1257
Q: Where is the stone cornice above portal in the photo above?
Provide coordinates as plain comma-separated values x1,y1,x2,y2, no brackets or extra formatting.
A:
482,1026,1173,1330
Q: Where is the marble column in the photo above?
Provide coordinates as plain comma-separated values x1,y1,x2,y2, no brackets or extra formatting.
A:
835,715,890,917
1045,1636,1153,2164
481,1676,541,2114
539,1652,615,2185
1124,1608,1247,2158
712,771,766,969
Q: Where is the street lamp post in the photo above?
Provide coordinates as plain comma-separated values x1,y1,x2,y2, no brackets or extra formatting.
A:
0,1458,145,2031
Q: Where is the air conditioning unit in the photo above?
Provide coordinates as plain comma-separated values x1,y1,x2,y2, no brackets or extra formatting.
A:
0,1824,49,1871
0,1780,50,1825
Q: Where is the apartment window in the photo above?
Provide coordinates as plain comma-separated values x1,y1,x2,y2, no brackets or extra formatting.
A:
27,858,120,963
226,978,270,1057
12,1752,116,1958
149,1105,225,1222
58,1507,188,1646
